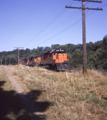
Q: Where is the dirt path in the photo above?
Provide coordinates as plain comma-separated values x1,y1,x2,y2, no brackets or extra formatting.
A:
4,66,24,94
3,66,45,120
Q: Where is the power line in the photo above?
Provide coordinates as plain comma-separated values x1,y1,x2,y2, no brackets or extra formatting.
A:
34,1,106,48
22,1,78,47
86,2,107,17
29,11,79,47
23,8,66,47
22,0,67,47
21,0,105,53
37,18,81,46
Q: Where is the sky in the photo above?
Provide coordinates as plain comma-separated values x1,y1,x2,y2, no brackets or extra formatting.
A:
0,0,107,52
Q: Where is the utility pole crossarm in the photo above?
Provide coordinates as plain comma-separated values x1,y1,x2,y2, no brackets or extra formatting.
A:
74,0,102,3
65,6,103,10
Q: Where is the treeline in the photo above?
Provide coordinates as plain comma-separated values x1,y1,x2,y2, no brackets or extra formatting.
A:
0,35,107,69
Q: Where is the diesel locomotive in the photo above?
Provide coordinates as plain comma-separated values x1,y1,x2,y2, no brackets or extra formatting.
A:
19,49,72,71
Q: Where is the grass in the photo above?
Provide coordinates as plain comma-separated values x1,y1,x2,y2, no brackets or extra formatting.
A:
0,66,52,120
0,66,26,120
0,66,15,91
4,65,107,120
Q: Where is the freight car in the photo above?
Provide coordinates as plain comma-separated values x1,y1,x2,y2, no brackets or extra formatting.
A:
19,49,72,71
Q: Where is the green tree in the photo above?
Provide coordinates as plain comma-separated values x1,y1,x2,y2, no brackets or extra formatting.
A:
87,52,98,69
71,50,83,67
102,35,107,69
51,44,60,49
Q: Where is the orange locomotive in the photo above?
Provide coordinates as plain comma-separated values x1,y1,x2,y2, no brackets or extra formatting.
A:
28,55,41,66
40,49,71,70
19,57,29,65
20,49,72,71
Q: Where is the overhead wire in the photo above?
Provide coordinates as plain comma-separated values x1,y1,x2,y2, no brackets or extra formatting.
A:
35,1,107,47
22,0,67,47
29,10,79,47
36,18,81,46
86,1,107,17
22,0,106,48
22,0,77,47
22,9,66,47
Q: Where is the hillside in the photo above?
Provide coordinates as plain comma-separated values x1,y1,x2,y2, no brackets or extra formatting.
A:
0,65,107,120
0,35,107,69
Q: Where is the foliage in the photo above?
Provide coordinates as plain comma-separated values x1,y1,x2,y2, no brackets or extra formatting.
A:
0,35,107,69
71,50,83,67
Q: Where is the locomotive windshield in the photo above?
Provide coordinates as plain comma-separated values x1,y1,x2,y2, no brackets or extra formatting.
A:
50,49,66,54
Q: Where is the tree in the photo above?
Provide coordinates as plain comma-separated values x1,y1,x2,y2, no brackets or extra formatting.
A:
101,35,107,69
44,47,51,52
51,44,60,49
71,50,83,67
87,52,98,69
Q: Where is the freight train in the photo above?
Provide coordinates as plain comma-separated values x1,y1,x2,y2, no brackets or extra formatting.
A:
19,49,72,71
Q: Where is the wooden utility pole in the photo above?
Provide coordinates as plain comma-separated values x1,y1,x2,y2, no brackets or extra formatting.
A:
9,57,10,65
9,56,11,65
7,55,12,65
0,59,2,65
65,0,103,74
5,58,7,65
14,47,23,65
